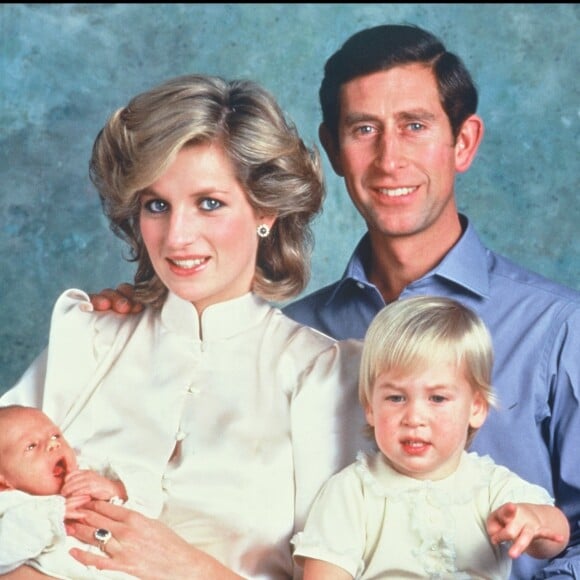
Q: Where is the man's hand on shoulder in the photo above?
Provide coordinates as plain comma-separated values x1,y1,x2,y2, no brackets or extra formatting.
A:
89,283,143,314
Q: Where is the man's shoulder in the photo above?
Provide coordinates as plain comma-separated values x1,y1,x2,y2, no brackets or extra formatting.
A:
283,281,341,316
488,250,580,306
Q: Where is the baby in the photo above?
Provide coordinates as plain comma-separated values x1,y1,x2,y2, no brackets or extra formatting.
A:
0,405,153,578
292,296,570,579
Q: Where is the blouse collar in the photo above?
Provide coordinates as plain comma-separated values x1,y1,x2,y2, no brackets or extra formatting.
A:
160,291,272,341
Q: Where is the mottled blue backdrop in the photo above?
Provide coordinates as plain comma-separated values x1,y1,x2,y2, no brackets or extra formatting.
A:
1,3,579,393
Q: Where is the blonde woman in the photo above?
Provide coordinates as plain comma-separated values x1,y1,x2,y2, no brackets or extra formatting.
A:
1,75,369,579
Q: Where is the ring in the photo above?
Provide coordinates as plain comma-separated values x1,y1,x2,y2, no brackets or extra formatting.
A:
94,528,113,552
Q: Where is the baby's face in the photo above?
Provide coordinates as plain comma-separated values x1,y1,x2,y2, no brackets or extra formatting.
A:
0,407,77,495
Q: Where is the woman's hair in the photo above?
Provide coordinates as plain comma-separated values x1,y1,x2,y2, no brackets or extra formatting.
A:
319,24,478,145
359,296,495,447
90,74,324,308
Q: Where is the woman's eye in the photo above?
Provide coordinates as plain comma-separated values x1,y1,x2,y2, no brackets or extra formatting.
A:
199,198,223,211
143,199,168,214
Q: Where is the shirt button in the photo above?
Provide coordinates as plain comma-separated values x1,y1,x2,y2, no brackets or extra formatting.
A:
188,385,201,395
176,430,187,441
356,282,365,289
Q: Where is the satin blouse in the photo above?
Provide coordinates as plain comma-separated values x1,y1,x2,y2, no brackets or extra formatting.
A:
2,289,369,579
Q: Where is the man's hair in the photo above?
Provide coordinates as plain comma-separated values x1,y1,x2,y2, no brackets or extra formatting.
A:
320,24,478,144
359,296,495,447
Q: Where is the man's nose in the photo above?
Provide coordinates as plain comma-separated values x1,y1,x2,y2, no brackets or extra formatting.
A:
375,131,406,172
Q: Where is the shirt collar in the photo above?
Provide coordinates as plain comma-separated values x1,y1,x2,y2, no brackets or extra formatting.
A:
329,214,490,303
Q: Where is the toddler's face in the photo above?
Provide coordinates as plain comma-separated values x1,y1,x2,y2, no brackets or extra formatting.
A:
0,407,77,495
365,355,487,480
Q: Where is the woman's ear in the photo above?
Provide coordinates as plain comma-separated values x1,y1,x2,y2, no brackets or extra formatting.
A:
319,123,344,177
257,214,277,232
455,114,484,174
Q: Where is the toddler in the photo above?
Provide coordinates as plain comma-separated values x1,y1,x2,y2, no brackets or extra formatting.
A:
292,296,570,579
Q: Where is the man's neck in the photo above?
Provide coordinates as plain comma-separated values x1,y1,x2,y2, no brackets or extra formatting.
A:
367,214,463,303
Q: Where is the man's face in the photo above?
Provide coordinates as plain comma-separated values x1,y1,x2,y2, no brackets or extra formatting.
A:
329,64,473,242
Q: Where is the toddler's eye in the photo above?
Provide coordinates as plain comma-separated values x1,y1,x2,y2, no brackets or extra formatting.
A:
386,395,405,403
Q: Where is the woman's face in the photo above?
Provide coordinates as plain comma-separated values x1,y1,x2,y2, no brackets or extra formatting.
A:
139,142,275,313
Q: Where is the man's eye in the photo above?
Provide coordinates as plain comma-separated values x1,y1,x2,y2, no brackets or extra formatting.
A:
50,434,61,440
143,199,168,213
200,198,222,211
355,125,375,135
25,443,37,451
408,122,424,132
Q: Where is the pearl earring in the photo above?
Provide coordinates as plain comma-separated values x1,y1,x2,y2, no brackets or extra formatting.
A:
257,224,270,238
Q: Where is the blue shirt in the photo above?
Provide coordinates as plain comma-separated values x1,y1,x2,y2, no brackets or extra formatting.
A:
284,215,580,579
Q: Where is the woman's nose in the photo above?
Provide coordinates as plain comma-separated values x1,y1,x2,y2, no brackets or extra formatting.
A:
167,208,200,248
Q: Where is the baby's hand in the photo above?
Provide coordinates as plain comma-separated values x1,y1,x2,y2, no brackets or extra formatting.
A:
65,494,91,520
62,469,127,502
487,502,565,558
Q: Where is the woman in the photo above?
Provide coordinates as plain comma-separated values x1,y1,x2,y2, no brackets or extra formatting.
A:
1,75,368,579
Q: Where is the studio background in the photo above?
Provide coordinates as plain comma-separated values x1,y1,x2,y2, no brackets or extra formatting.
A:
1,3,578,393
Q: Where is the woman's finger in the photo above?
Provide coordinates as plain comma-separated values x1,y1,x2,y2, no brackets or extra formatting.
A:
82,499,133,522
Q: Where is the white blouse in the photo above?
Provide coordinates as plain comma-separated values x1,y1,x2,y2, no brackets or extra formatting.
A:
2,289,370,579
292,451,554,579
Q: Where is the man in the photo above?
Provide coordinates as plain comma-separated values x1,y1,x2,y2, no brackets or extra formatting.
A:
93,25,580,578
285,25,580,578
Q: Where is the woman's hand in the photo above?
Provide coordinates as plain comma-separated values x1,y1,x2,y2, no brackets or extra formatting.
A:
67,500,242,580
89,283,143,314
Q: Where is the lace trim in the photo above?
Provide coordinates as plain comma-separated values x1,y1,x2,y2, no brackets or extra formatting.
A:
354,452,494,577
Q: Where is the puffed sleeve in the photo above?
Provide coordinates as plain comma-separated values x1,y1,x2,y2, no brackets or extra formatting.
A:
291,465,366,578
0,288,97,422
1,288,145,432
289,338,372,532
0,492,66,573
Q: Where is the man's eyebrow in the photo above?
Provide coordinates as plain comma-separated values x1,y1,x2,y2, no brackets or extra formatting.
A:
396,109,437,122
343,112,382,126
343,109,438,126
